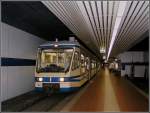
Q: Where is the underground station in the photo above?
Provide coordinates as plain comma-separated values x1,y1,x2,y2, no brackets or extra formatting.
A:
0,1,149,112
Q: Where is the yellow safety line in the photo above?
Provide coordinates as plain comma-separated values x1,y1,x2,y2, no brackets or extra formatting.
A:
103,69,120,112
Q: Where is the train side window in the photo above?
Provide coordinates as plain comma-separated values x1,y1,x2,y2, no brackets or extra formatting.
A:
84,59,86,67
81,54,85,68
74,52,80,69
76,52,80,68
37,49,42,70
86,57,90,70
72,51,79,70
71,53,75,70
92,61,95,69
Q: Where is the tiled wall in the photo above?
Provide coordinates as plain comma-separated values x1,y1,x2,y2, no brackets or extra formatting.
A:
1,23,46,101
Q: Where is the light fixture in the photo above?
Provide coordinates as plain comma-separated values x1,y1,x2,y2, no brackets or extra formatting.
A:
107,1,127,61
54,44,58,47
100,47,106,53
38,77,43,82
103,55,106,60
60,77,64,82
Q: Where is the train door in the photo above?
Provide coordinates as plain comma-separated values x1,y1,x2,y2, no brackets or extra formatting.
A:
89,58,92,80
81,53,85,75
86,57,90,80
94,61,96,74
96,62,97,72
91,60,94,77
70,48,80,78
81,52,89,82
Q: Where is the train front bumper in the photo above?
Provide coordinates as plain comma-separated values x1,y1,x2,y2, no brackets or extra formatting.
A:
35,82,80,93
34,76,87,92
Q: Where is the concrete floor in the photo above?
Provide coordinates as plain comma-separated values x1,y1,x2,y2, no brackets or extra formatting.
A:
60,68,149,112
2,68,149,112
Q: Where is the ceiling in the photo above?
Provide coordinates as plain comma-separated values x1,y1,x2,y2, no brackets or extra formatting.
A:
2,1,73,40
42,1,149,58
1,1,98,58
2,1,149,60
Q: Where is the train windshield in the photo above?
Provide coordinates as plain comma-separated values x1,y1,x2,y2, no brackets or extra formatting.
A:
36,49,73,73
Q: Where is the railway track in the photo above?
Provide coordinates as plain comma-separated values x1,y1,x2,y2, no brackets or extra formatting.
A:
2,91,47,112
25,81,93,112
22,92,77,112
2,90,77,112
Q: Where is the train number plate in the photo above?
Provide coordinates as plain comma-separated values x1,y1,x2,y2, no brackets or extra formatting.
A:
43,83,60,90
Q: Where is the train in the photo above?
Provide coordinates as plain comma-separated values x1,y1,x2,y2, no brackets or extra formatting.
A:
35,37,100,93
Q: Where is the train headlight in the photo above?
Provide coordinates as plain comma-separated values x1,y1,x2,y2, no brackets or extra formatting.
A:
54,44,58,47
38,77,43,82
60,77,64,82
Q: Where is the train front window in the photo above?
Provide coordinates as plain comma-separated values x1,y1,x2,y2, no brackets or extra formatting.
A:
37,49,73,72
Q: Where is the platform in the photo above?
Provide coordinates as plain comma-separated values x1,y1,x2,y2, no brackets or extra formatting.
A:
60,68,149,112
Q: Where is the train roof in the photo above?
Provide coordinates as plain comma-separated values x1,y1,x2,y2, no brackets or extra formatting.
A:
39,40,80,49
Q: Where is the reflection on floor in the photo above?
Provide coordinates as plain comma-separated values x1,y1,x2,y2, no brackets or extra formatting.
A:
61,68,149,112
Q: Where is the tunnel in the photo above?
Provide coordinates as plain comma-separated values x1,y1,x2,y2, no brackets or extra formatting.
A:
0,1,149,112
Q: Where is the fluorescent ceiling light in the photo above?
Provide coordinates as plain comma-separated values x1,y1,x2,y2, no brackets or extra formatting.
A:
107,1,127,60
103,55,106,60
100,47,106,53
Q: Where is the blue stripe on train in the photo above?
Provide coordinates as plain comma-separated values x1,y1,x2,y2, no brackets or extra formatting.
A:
51,77,59,82
42,76,86,82
43,77,50,82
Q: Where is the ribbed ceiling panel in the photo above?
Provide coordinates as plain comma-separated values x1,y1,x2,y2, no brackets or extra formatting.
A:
42,1,149,59
111,1,149,56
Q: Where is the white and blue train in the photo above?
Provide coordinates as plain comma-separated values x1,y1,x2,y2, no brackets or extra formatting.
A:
35,38,100,93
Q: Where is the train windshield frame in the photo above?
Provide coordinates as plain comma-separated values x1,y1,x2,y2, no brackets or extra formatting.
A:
36,48,73,73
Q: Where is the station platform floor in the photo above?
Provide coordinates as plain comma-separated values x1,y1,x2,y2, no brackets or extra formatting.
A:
61,68,149,112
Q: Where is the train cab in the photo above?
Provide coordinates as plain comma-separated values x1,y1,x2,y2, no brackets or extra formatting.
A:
35,38,99,93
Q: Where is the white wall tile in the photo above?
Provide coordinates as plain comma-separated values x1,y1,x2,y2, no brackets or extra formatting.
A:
118,51,148,77
125,65,131,77
1,23,46,59
1,67,8,101
134,66,145,77
1,23,46,101
7,66,35,100
132,52,144,62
